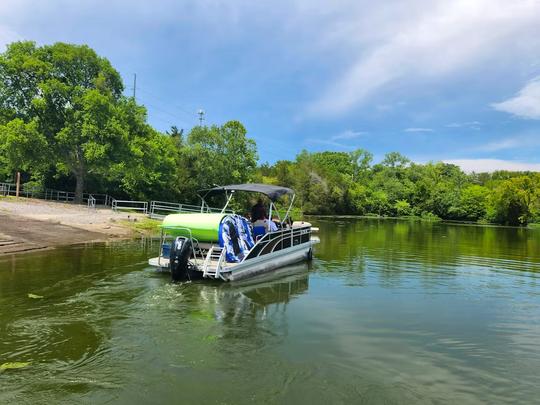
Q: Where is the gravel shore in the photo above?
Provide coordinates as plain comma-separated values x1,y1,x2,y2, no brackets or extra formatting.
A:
0,198,147,255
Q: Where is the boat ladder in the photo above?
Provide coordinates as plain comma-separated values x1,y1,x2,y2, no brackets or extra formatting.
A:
202,246,226,279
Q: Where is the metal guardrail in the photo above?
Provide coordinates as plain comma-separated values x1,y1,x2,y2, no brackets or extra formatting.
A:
1,182,238,219
88,195,96,210
149,201,203,219
0,182,113,206
112,199,148,214
0,182,11,196
148,200,233,219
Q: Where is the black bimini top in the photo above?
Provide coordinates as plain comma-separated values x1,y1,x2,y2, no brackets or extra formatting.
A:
202,183,294,201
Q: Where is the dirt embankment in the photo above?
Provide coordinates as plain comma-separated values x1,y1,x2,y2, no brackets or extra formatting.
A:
0,198,147,255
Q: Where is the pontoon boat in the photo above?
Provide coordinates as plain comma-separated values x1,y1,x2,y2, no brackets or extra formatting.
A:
148,184,319,282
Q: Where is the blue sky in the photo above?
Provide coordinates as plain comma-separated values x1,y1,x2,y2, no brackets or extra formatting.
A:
1,0,540,171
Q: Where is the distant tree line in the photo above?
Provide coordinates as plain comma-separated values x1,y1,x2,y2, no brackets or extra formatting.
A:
257,150,540,226
0,41,539,226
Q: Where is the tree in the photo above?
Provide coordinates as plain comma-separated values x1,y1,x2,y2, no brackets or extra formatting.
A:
394,200,411,216
166,125,184,147
381,152,410,169
107,99,178,200
449,184,488,221
0,119,48,177
350,148,373,181
177,121,258,202
0,41,124,201
486,176,540,225
369,190,390,216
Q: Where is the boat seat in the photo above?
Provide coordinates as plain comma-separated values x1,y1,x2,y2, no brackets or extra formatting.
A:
252,226,266,240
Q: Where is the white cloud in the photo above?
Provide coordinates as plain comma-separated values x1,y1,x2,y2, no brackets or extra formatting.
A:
474,134,540,152
307,0,540,116
444,159,540,173
446,121,481,129
307,129,367,149
492,77,540,119
404,127,433,133
477,138,521,152
331,130,366,140
2,0,540,129
306,138,350,149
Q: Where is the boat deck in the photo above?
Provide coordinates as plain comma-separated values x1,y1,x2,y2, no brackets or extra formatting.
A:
148,256,237,272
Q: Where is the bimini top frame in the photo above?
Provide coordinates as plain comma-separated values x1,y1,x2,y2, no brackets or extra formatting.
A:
198,183,296,224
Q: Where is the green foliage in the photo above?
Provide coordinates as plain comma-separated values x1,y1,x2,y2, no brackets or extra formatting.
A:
449,184,488,221
394,200,411,216
176,121,258,203
119,218,162,235
485,175,540,226
258,151,540,226
0,119,48,174
0,42,117,198
0,41,176,201
420,211,442,222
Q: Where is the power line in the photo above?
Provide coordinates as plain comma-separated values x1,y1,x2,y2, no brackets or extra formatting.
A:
137,87,196,119
138,93,193,120
143,101,191,128
149,115,182,128
122,71,199,121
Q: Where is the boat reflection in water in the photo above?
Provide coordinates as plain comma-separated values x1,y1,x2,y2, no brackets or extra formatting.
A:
208,262,308,307
179,262,311,333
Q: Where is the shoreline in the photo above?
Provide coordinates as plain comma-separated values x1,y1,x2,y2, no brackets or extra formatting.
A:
306,214,539,230
2,197,536,257
0,198,152,256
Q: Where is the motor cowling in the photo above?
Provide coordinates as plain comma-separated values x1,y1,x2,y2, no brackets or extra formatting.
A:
169,237,193,282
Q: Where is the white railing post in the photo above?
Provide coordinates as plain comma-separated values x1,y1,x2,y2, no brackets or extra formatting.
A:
87,195,96,210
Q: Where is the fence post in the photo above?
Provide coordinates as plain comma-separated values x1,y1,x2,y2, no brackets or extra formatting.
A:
15,172,20,197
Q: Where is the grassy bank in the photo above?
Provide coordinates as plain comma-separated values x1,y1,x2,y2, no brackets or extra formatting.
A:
118,218,162,236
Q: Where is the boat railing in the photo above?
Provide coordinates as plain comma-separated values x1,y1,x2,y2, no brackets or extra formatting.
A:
245,225,312,260
159,226,205,267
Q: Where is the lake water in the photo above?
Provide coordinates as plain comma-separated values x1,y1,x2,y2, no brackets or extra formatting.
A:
1,218,540,404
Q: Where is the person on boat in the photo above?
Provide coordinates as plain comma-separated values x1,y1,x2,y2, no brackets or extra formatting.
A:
252,217,277,234
250,198,267,222
250,198,279,235
267,218,278,232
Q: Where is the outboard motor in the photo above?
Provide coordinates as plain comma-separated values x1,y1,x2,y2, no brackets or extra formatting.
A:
169,237,194,282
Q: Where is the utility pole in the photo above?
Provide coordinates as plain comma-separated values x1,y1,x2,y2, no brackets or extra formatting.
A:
198,109,205,126
132,73,137,100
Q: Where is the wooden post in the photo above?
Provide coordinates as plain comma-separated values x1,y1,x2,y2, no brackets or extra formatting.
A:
15,171,20,198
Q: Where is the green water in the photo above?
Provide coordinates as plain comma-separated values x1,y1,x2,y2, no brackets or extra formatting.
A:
1,218,540,404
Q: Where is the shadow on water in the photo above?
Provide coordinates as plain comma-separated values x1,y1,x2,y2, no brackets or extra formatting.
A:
0,219,539,404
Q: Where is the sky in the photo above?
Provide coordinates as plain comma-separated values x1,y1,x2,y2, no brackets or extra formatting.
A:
1,0,540,171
